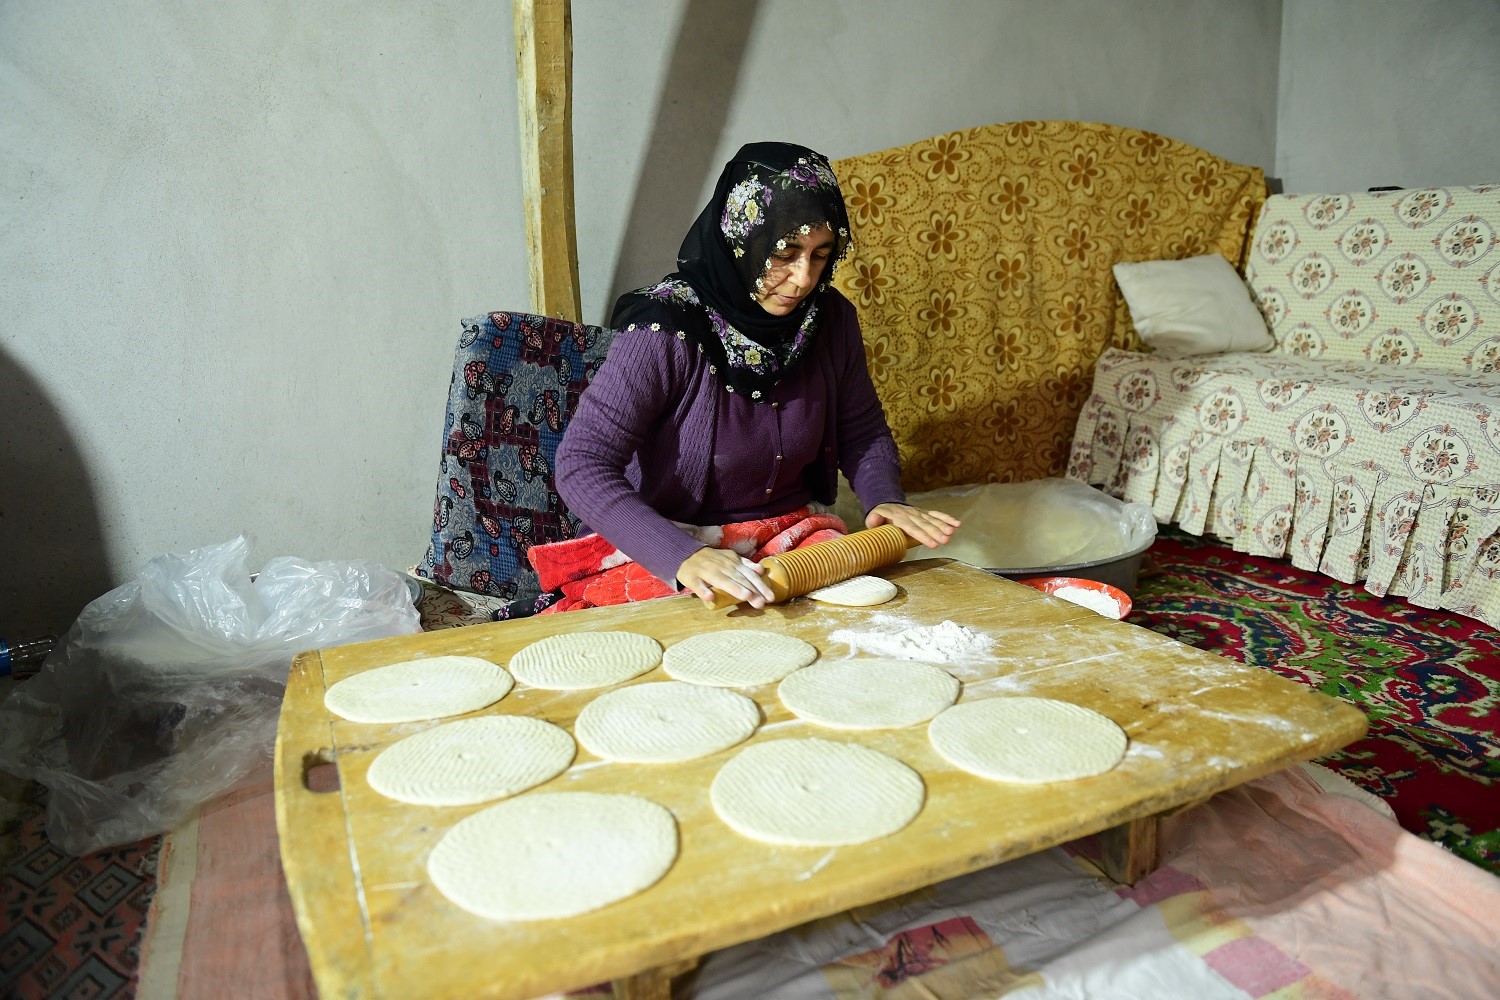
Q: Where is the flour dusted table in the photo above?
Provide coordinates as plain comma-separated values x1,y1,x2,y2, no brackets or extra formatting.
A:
274,558,1366,1000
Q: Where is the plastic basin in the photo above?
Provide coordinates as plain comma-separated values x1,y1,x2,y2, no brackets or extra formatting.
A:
1014,576,1133,620
984,534,1154,601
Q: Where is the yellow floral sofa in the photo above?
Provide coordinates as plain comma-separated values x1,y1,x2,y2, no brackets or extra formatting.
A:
830,120,1266,491
1069,185,1500,628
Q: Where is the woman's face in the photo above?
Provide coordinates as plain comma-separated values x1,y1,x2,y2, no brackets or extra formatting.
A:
754,224,835,316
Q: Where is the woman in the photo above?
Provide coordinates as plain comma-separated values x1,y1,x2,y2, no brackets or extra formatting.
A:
552,141,957,611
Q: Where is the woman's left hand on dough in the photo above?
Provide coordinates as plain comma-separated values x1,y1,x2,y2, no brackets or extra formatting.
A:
866,503,960,549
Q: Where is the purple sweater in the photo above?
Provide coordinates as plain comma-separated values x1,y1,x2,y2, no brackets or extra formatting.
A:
556,289,905,584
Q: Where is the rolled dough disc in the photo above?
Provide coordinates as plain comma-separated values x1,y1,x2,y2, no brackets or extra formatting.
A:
710,737,924,846
365,715,575,805
323,656,513,724
663,630,817,687
508,631,661,690
928,697,1127,782
575,681,760,763
778,658,959,729
806,575,898,607
427,791,678,921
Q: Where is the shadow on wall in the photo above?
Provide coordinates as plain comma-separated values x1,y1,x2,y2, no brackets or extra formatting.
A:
0,346,109,636
601,0,761,322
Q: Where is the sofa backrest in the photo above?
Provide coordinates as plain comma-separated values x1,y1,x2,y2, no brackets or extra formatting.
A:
831,121,1266,491
416,311,615,616
1245,186,1500,373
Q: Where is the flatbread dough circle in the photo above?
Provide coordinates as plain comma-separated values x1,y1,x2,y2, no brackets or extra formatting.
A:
427,791,678,921
778,658,959,729
663,630,818,687
928,697,1127,782
575,681,760,763
508,631,661,690
710,738,924,846
366,716,575,805
806,575,898,607
324,656,513,724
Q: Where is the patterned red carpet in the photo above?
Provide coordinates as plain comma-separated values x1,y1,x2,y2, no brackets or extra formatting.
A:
1,782,160,999
3,529,1497,998
1129,527,1500,876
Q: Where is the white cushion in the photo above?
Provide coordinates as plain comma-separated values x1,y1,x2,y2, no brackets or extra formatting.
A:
1112,253,1273,356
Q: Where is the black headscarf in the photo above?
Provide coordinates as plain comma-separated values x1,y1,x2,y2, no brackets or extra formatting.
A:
612,142,852,402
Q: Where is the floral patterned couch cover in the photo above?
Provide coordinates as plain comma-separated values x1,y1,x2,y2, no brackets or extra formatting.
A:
829,121,1267,491
1069,185,1500,628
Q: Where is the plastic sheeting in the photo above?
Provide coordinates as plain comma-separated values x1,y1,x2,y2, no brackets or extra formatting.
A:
889,478,1157,571
0,536,420,855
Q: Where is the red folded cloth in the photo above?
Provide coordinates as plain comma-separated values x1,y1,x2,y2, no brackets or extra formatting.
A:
528,508,847,614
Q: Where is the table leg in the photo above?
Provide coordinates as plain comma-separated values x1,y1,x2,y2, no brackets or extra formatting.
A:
1099,814,1160,885
612,957,700,1000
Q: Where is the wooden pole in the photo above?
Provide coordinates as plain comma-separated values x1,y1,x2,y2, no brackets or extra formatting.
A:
514,0,582,322
1099,815,1160,885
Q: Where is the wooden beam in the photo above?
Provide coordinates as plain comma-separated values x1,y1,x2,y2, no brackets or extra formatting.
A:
612,957,699,1000
1099,815,1161,885
514,0,582,322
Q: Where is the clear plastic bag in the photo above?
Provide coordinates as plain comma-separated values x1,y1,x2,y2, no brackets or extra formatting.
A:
899,478,1158,570
0,536,421,854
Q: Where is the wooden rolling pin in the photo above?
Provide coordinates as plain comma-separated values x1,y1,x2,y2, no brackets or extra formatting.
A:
707,524,917,610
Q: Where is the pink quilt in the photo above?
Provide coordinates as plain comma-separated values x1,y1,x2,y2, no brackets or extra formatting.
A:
143,767,1500,999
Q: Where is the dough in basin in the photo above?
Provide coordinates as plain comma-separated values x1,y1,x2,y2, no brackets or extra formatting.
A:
508,631,661,689
710,738,924,846
928,697,1127,782
366,716,575,805
427,791,678,921
575,681,760,763
324,656,513,724
778,658,959,729
806,575,898,607
663,630,817,687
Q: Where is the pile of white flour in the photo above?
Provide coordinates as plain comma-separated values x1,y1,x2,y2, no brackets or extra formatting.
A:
827,616,994,663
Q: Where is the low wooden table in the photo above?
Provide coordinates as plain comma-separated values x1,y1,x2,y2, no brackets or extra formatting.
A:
275,559,1366,1000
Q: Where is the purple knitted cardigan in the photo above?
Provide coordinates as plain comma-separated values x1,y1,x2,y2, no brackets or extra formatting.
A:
555,289,905,584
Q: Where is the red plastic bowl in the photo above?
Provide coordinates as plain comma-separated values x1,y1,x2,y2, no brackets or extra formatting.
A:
1015,576,1132,620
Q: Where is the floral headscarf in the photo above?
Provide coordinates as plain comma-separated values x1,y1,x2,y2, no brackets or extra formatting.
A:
612,142,853,401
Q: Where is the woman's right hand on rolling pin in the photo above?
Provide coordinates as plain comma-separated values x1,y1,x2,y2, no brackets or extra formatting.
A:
677,547,775,609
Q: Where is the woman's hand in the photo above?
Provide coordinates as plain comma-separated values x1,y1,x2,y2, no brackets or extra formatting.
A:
677,547,776,609
866,503,961,549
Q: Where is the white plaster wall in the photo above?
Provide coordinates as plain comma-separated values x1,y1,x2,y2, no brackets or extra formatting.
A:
2,0,526,633
580,0,1283,318
3,0,1282,634
1277,0,1500,192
